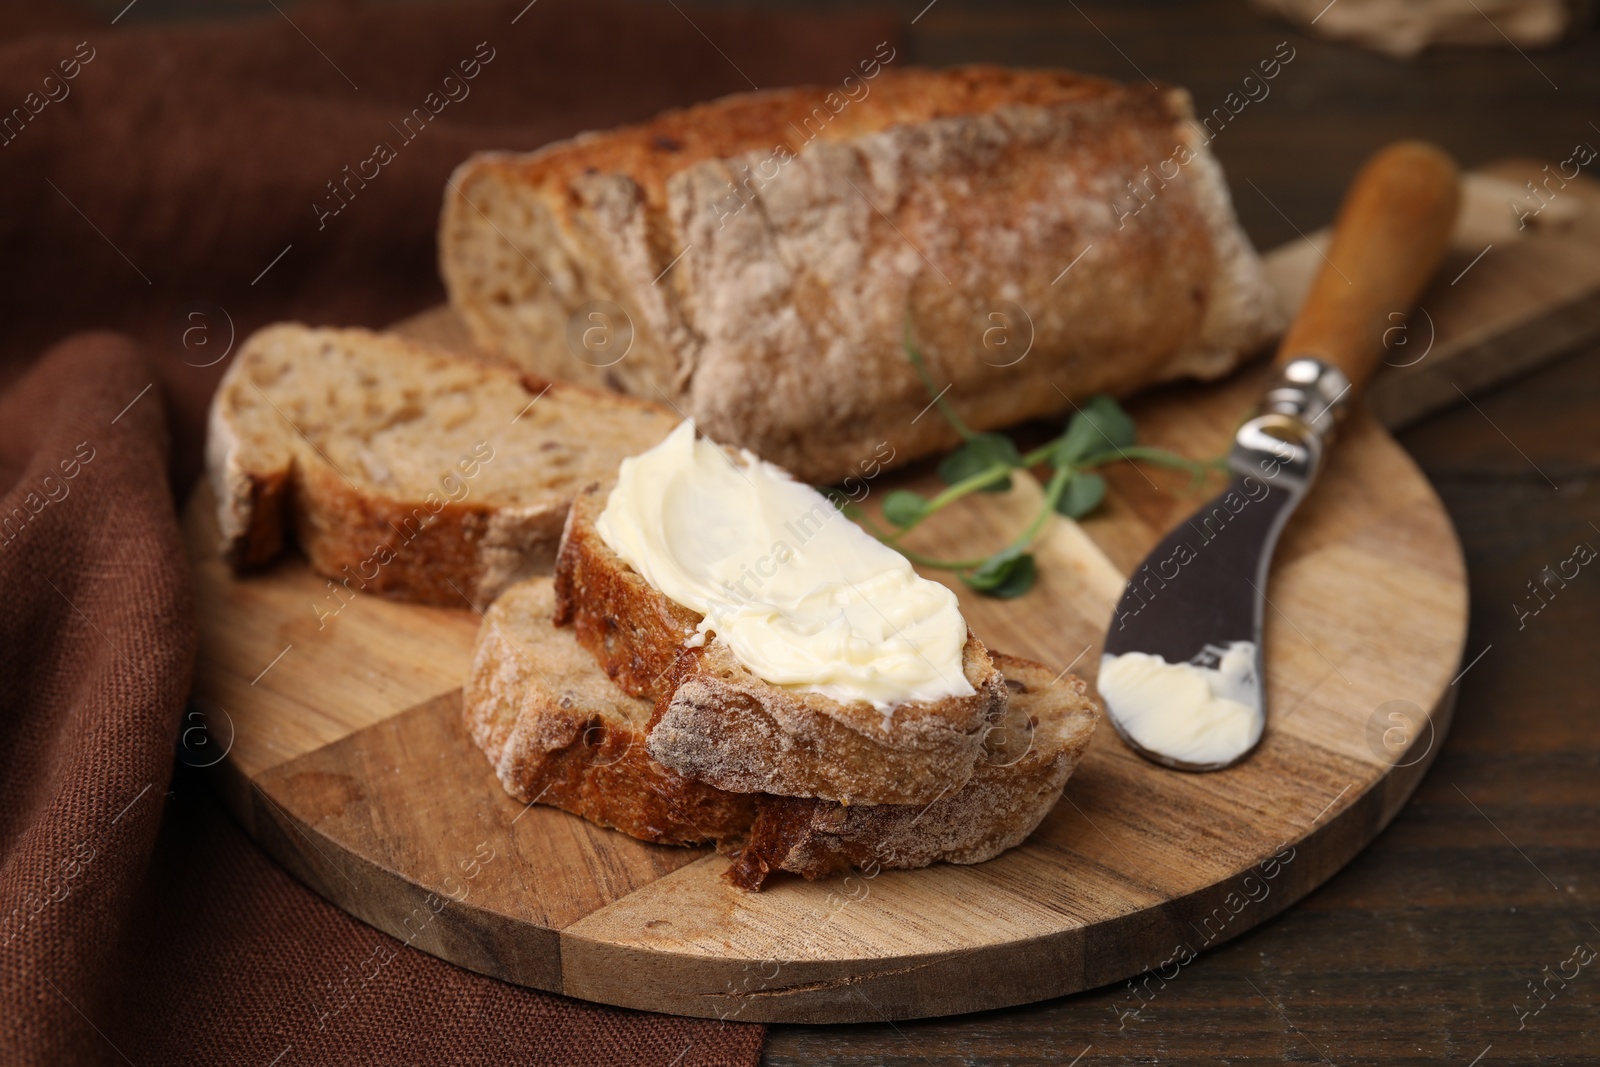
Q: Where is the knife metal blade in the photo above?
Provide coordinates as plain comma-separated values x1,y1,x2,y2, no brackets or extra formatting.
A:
1097,360,1347,771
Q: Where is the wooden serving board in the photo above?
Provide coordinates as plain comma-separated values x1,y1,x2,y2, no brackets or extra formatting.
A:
185,160,1600,1024
184,381,1468,1025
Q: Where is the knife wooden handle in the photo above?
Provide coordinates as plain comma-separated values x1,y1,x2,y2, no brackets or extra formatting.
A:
1276,141,1460,396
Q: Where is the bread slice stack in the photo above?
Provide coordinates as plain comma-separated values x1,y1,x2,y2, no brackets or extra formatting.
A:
206,325,1097,886
467,576,1097,889
207,324,677,605
465,463,1099,890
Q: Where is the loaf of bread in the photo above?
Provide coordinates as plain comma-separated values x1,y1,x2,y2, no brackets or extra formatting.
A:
207,324,676,605
441,65,1281,485
464,576,1098,889
553,484,1006,806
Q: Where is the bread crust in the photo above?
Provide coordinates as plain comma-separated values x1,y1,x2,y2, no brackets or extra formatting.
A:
650,639,1006,807
551,483,703,692
726,655,1098,889
466,578,757,845
441,65,1282,485
288,461,568,607
464,578,1100,889
206,372,291,569
208,323,677,607
553,484,1007,806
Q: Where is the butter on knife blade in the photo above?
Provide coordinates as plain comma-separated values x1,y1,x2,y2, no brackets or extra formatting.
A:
1099,641,1261,767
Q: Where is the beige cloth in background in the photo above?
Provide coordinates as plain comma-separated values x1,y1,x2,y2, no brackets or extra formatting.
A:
1252,0,1585,57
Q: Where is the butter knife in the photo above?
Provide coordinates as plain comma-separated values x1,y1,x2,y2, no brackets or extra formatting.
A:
1098,141,1460,772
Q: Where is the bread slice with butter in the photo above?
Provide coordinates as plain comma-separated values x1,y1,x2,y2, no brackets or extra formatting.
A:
555,480,1008,807
465,577,1098,889
206,323,677,606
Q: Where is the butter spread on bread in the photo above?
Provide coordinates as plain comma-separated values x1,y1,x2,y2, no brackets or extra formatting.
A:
594,421,972,709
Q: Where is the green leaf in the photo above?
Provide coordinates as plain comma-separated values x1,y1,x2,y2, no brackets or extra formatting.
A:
1083,395,1136,448
1053,419,1099,467
882,490,930,528
1055,394,1136,466
938,432,1021,492
1055,471,1107,518
961,549,1037,598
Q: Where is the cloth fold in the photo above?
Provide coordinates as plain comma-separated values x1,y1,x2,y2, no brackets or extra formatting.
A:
0,334,192,1065
0,2,901,1062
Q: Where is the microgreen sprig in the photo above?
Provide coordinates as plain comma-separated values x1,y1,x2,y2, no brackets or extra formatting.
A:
847,330,1224,599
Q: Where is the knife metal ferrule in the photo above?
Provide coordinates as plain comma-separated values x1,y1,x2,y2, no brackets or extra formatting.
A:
1229,356,1351,496
1260,356,1354,438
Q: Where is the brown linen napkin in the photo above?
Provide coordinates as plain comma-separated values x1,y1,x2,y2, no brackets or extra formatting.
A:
0,0,901,486
0,3,900,1063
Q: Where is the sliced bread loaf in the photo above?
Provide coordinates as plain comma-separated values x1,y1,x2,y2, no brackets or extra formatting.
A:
552,483,1008,807
206,324,677,605
440,65,1281,485
463,577,1099,889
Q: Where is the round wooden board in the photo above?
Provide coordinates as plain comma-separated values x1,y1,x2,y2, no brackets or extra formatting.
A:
185,315,1468,1024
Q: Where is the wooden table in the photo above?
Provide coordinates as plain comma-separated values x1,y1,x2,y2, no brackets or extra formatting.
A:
122,0,1598,1057
762,1,1600,1063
